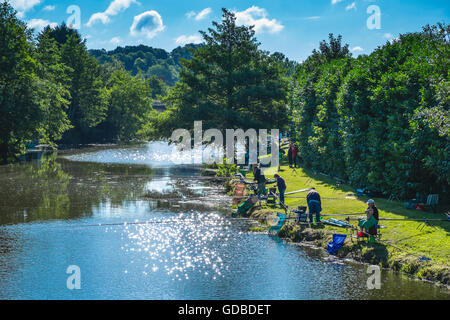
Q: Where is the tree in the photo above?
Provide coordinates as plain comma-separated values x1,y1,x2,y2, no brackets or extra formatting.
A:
290,33,352,176
148,75,168,99
0,2,42,162
312,33,351,63
100,67,154,141
89,44,202,85
44,24,107,144
291,24,449,199
35,30,72,144
148,8,289,139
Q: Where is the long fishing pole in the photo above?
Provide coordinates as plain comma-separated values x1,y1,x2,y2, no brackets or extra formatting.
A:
350,229,433,262
60,216,300,229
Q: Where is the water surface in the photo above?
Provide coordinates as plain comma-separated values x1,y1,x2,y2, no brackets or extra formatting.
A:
0,142,448,300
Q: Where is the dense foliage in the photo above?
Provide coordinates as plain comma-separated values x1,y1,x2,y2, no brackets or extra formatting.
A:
290,25,449,199
0,2,71,162
89,44,202,86
1,1,448,200
145,9,290,139
0,1,157,161
41,23,108,144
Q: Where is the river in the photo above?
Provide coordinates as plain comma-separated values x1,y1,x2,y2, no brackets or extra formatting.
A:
0,142,448,300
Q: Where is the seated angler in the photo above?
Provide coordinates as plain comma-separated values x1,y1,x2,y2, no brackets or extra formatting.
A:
358,199,379,239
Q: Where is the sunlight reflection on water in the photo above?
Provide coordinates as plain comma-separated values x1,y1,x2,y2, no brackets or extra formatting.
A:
115,212,231,282
0,142,448,300
64,141,226,167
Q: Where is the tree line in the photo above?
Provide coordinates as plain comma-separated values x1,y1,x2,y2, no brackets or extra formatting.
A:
290,25,449,199
1,2,448,200
0,1,160,163
90,43,202,87
143,9,295,139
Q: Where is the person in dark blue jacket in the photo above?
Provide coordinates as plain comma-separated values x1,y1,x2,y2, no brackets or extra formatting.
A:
253,164,266,197
274,174,286,205
306,188,322,224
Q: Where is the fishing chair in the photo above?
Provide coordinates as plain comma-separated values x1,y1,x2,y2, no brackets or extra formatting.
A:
354,218,385,243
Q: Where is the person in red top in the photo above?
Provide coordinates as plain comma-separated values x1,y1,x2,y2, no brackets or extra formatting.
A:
292,144,299,168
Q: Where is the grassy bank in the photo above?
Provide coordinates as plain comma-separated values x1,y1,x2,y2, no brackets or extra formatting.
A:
228,159,450,286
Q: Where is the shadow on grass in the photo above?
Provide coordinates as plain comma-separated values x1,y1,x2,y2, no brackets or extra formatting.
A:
297,165,450,235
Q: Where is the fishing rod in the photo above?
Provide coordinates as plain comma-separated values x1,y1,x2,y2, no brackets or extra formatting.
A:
350,229,433,262
60,215,300,229
340,216,450,222
70,215,437,263
285,196,353,200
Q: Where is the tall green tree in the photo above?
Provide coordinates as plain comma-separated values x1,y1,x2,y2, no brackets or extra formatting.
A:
148,8,288,139
291,25,449,199
290,34,352,177
35,30,72,144
100,67,154,141
43,24,107,144
0,2,48,163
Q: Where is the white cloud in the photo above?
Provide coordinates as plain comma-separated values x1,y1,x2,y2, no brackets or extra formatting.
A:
87,0,138,27
351,46,364,52
195,8,212,21
27,18,57,32
110,36,122,45
186,11,196,18
42,5,55,11
234,6,284,34
175,34,203,45
384,33,393,39
130,10,165,39
346,2,356,11
10,0,41,11
186,8,212,21
305,16,320,20
10,0,42,17
331,0,344,4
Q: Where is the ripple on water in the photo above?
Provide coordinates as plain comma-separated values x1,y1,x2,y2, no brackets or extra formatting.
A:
114,212,231,282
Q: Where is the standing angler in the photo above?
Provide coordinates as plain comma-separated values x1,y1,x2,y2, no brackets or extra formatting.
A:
307,188,322,224
292,144,299,168
274,174,287,206
287,143,293,168
253,163,266,197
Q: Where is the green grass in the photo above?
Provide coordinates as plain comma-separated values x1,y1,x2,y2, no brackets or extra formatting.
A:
246,158,450,266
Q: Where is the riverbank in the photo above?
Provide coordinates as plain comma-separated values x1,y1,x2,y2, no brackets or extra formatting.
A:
225,164,450,288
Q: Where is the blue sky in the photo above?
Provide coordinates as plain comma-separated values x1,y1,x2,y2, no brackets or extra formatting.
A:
9,0,450,62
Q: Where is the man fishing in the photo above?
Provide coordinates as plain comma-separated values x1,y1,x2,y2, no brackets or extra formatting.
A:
307,188,322,224
274,174,286,206
253,163,266,197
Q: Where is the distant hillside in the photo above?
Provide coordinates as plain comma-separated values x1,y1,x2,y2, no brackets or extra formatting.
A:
89,44,202,86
